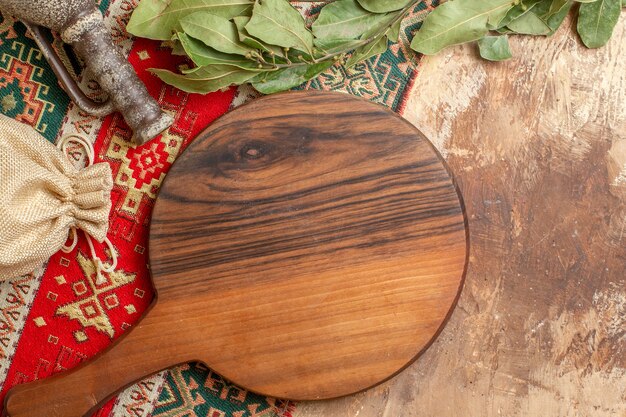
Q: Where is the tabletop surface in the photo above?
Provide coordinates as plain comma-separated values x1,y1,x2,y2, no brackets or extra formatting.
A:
293,15,626,417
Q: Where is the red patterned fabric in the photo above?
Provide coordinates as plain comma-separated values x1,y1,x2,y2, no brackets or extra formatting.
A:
0,36,235,403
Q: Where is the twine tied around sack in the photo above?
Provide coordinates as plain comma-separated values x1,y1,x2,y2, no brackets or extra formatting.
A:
57,134,117,285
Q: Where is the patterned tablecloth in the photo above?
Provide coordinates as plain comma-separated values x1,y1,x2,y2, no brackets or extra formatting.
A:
0,1,435,416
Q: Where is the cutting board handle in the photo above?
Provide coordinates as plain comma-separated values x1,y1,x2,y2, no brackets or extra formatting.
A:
4,304,186,417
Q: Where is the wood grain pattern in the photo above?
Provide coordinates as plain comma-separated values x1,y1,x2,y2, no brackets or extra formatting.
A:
292,15,626,417
3,91,468,417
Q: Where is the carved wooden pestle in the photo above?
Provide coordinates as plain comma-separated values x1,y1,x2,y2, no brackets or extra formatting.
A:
0,0,173,144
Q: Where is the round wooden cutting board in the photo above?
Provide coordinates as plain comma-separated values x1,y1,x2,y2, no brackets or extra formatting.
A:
4,91,468,417
148,91,468,399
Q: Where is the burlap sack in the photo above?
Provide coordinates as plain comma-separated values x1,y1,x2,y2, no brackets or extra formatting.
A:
0,114,113,280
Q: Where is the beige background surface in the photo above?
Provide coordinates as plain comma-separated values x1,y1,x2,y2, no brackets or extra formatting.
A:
294,13,626,417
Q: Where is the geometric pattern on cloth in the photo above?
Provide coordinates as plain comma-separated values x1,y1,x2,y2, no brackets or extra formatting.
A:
0,266,45,393
0,13,69,138
0,0,434,415
108,370,168,417
153,363,296,417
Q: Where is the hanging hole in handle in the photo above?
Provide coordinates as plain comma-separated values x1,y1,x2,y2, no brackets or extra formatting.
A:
24,23,115,117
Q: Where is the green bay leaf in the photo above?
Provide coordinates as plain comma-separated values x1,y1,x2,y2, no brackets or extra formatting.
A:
312,0,392,40
314,38,363,55
356,0,413,13
507,10,551,34
577,0,621,48
544,1,573,34
387,19,403,42
361,8,402,39
177,32,258,68
127,0,171,40
547,0,570,16
410,0,516,55
233,16,285,57
494,0,543,29
345,36,388,67
128,0,253,40
531,0,560,17
251,61,333,94
529,0,573,34
181,12,251,56
151,65,259,93
487,2,518,27
477,35,512,60
245,0,314,55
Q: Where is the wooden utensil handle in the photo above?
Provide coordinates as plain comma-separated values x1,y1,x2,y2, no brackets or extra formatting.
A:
4,305,186,417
